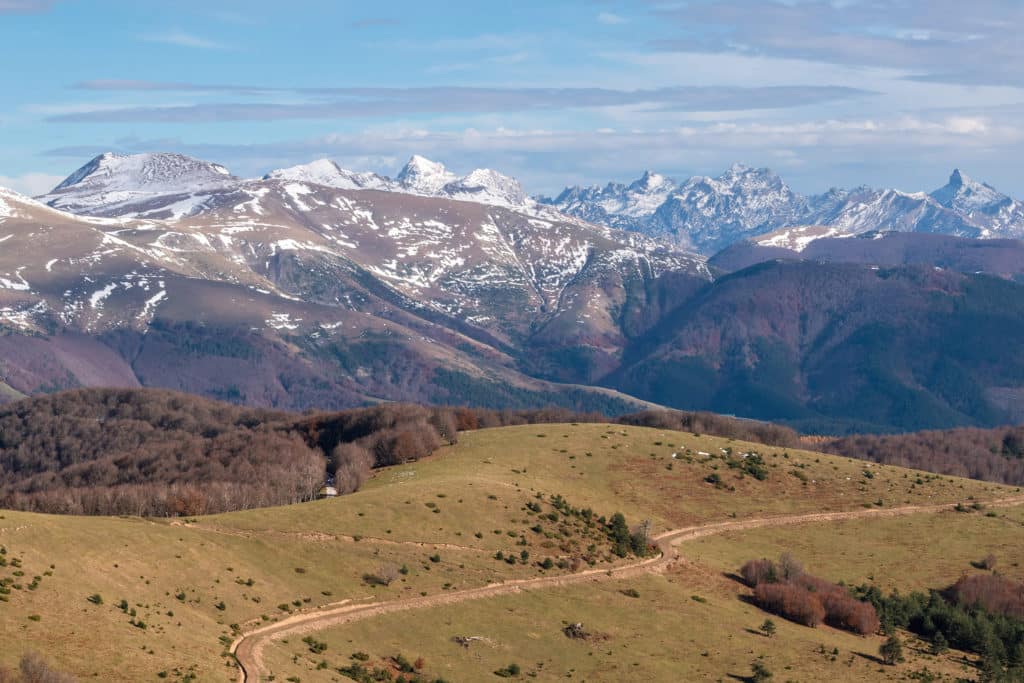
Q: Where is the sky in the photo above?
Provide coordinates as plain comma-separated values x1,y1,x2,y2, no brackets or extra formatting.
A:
1,0,1022,197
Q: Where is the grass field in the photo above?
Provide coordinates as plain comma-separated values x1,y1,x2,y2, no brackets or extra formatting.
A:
264,563,982,683
0,423,1020,681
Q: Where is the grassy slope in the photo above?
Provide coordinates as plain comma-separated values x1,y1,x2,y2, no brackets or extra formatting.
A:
284,510,1024,682
0,424,1018,681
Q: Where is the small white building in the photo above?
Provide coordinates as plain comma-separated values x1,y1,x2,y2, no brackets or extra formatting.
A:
317,485,338,499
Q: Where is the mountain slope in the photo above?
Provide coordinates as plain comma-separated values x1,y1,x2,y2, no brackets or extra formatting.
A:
608,260,1024,433
38,152,238,219
711,230,1024,282
2,166,708,411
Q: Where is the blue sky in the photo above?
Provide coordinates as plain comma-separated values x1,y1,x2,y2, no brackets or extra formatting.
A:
1,0,1022,197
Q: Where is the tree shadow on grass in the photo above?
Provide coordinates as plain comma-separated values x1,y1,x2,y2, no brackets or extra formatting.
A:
724,571,747,585
853,651,886,665
737,593,759,607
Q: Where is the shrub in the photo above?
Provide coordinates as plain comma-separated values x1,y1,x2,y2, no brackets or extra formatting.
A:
751,661,773,682
364,563,402,587
950,573,1024,618
754,582,825,628
302,636,327,654
880,635,904,665
743,555,879,636
393,653,415,673
494,662,521,678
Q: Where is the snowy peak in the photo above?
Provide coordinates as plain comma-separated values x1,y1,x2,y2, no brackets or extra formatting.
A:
264,159,395,191
628,170,672,194
713,163,787,194
542,170,678,232
930,168,1008,213
396,155,457,194
441,168,527,207
39,152,239,219
548,162,1024,253
52,152,234,193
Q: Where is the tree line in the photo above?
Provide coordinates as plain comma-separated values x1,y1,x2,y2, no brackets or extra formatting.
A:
820,425,1024,485
6,387,1024,516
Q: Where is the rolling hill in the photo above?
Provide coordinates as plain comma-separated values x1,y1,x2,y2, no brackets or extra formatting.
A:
1,421,1020,682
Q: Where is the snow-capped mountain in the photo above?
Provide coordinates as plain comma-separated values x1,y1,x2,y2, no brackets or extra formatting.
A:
929,169,1024,236
440,167,528,208
271,156,532,210
264,159,395,192
544,165,1024,253
38,152,238,219
38,152,541,220
652,164,809,253
2,154,711,408
542,171,676,232
395,154,458,194
546,164,810,252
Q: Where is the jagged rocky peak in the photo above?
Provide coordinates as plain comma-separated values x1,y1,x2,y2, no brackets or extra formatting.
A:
51,152,234,193
714,162,788,191
629,170,672,192
397,155,457,194
931,168,1007,212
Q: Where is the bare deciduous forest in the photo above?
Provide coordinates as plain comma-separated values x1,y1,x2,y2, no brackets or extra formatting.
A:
3,389,1024,517
820,426,1024,485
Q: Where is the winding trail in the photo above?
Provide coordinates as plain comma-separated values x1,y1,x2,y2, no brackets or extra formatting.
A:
231,496,1024,682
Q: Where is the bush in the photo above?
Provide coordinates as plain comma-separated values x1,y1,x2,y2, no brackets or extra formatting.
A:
880,635,904,665
363,564,400,587
751,661,773,682
494,663,521,678
743,555,879,635
754,582,825,628
950,573,1024,618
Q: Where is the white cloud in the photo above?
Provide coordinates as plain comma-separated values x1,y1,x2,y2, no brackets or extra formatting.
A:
597,12,628,25
0,172,64,196
140,30,226,50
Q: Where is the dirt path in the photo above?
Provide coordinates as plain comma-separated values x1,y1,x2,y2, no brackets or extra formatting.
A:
231,495,1024,682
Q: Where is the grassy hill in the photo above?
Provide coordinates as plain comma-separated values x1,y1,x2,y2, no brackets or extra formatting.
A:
1,423,1020,682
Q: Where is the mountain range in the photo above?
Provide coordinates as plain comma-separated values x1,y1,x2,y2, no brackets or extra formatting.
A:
543,165,1024,254
4,151,1024,432
0,153,707,415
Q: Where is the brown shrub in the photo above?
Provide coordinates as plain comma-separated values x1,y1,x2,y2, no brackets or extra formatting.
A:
950,573,1024,618
744,555,879,635
754,582,825,627
824,592,880,635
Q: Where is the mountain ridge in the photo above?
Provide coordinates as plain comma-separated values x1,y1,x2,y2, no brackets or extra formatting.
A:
544,166,1024,253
